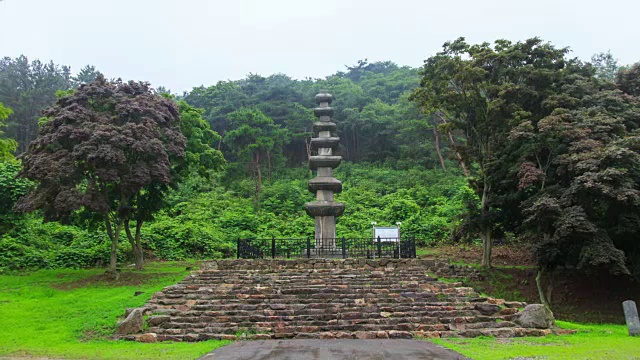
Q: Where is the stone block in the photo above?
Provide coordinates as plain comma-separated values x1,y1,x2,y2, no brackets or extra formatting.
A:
499,308,518,315
487,298,505,305
415,331,441,338
523,328,552,337
513,304,554,329
388,330,412,339
480,328,515,338
135,333,157,343
183,334,199,342
116,308,144,335
475,303,501,316
458,329,482,338
147,315,170,327
335,332,354,339
623,300,640,336
504,301,526,308
355,331,377,339
319,332,336,339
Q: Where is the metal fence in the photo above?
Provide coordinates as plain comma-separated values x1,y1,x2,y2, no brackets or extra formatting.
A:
237,237,416,259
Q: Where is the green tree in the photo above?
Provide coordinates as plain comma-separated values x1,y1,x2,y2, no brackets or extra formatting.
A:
0,102,17,160
176,100,226,178
616,62,640,97
72,65,103,86
224,108,287,202
0,161,33,234
411,37,585,268
15,77,186,272
0,56,72,153
590,51,620,82
516,74,640,305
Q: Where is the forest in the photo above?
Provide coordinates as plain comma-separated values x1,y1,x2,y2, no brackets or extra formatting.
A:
1,38,639,299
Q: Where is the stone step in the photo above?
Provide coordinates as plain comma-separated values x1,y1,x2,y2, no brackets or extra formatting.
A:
153,315,504,334
161,282,455,290
194,272,436,276
186,275,434,279
149,294,472,307
193,272,440,277
156,285,468,292
119,259,543,342
148,327,551,342
154,323,431,335
160,305,482,316
159,311,496,325
159,303,481,313
181,278,444,285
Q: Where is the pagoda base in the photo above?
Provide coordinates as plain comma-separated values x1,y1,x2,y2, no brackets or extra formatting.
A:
308,248,347,259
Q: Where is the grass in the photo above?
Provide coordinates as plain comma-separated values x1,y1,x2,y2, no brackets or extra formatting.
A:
431,321,640,360
0,261,229,359
416,247,434,257
448,259,535,271
2,257,638,360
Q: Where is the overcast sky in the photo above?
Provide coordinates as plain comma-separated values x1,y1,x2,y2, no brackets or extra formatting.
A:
1,0,638,92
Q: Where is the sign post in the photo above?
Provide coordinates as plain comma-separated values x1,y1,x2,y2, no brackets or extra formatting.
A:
373,226,400,242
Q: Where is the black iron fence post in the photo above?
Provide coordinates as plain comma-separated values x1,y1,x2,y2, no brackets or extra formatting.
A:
271,236,276,259
412,238,416,258
238,237,419,260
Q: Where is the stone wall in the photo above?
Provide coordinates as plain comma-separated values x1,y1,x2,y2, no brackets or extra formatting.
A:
203,258,481,280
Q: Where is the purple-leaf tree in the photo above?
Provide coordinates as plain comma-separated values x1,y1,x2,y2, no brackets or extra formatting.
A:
15,76,186,272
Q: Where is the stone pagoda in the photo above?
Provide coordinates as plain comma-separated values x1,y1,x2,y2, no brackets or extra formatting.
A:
304,92,344,253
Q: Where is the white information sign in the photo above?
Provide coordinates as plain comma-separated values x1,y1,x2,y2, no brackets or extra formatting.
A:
374,227,399,242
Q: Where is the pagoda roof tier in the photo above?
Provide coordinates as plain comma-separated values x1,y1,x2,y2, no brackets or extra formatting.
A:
314,107,335,117
312,121,337,132
310,137,340,150
304,201,345,217
308,176,343,193
309,155,342,170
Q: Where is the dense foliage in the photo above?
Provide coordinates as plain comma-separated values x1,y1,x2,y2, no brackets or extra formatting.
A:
411,37,640,307
0,41,638,296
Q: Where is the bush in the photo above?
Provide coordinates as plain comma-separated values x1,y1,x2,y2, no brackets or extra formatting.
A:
1,163,472,271
0,219,118,272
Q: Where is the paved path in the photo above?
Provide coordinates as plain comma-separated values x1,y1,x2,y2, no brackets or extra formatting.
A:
199,339,470,360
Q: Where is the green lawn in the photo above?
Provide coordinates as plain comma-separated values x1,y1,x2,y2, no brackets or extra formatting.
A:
0,262,228,360
432,321,640,360
2,261,638,360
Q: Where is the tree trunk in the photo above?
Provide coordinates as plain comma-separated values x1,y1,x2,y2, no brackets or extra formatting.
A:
267,150,272,182
254,151,262,203
536,268,552,309
480,227,492,268
218,130,224,151
125,219,144,270
448,131,469,177
433,126,446,172
135,221,143,269
436,112,469,177
480,179,492,268
305,137,313,177
105,215,122,274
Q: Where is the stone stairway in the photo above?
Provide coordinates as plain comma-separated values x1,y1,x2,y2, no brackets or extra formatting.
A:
125,259,553,341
